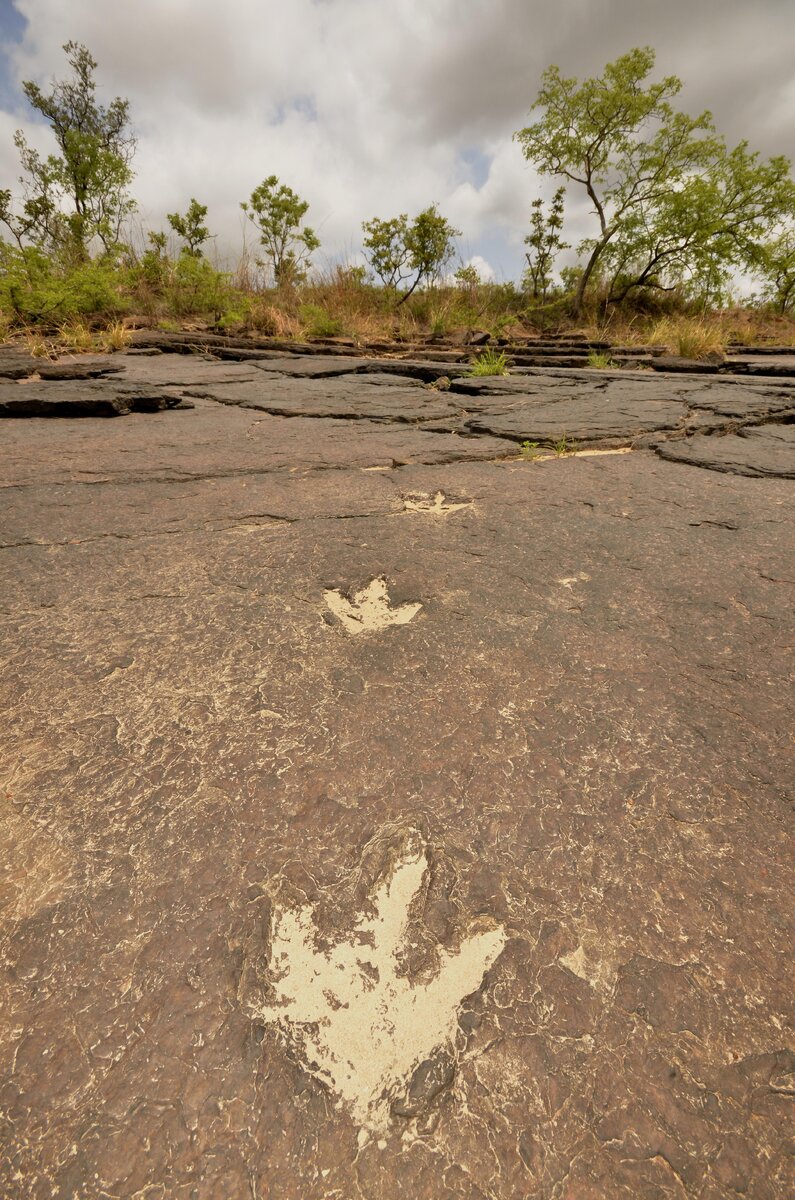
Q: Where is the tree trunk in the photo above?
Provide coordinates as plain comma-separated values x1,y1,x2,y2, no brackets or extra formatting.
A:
572,234,611,318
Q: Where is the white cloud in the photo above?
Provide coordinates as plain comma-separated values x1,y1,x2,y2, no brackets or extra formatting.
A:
1,0,793,280
465,255,496,283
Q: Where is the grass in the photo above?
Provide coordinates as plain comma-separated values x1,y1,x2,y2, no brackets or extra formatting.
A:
299,302,344,338
470,348,510,376
518,435,577,460
58,318,96,353
23,329,55,358
648,316,725,361
100,320,132,352
553,433,577,456
4,247,795,356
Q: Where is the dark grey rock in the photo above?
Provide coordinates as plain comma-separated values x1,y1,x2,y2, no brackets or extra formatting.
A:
0,380,189,418
655,423,795,478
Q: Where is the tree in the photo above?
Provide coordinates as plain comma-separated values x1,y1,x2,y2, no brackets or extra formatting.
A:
1,42,135,260
241,176,319,285
167,198,210,257
514,47,795,314
523,187,568,302
752,228,795,315
361,215,412,289
599,142,795,307
362,205,461,303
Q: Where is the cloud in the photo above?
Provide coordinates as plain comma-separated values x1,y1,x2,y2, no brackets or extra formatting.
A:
1,0,793,279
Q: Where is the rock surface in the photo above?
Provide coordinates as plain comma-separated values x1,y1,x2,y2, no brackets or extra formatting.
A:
0,379,190,417
0,349,793,1199
655,422,795,477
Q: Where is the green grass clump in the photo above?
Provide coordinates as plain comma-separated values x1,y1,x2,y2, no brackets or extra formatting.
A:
471,348,509,376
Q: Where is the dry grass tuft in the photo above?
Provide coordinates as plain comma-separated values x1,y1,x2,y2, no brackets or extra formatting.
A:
58,318,96,354
645,316,725,360
100,320,132,352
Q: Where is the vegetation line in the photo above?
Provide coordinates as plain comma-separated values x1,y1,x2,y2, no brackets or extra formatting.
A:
1,43,793,354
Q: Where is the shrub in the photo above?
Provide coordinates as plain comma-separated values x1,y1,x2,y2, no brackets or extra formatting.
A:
165,254,239,321
0,243,126,325
299,302,343,338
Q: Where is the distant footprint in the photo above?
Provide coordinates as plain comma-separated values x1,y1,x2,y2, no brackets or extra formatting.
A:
402,491,472,516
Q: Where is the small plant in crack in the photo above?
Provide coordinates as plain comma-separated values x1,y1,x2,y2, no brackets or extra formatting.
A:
553,433,577,456
519,440,540,461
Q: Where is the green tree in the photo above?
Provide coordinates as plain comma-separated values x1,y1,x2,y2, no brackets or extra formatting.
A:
601,142,795,307
1,42,135,261
752,228,795,314
514,47,795,314
523,187,568,302
241,176,319,285
361,215,412,289
362,205,461,304
167,198,210,257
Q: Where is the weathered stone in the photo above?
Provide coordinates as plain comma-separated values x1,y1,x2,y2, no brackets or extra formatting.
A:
0,379,190,417
650,354,721,373
0,348,123,381
655,423,795,477
722,353,795,377
0,347,793,1199
184,378,457,423
464,394,686,444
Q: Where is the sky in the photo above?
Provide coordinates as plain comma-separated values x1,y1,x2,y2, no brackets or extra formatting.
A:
0,0,793,283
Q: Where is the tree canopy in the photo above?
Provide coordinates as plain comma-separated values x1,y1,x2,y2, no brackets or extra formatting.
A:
241,177,319,286
167,199,210,258
0,41,136,261
515,47,795,313
362,206,461,303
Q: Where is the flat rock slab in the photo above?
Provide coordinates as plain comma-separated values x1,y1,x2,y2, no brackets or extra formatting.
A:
0,352,793,1199
0,348,124,381
0,379,190,417
656,423,795,478
724,354,795,377
0,396,514,491
185,378,457,423
464,394,686,444
113,355,262,388
247,354,378,377
453,374,795,448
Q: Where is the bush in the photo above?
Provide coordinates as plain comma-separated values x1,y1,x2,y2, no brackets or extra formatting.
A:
165,253,239,320
0,243,126,325
299,302,343,337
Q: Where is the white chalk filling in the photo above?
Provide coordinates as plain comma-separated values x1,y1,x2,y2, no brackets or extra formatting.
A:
255,849,505,1131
